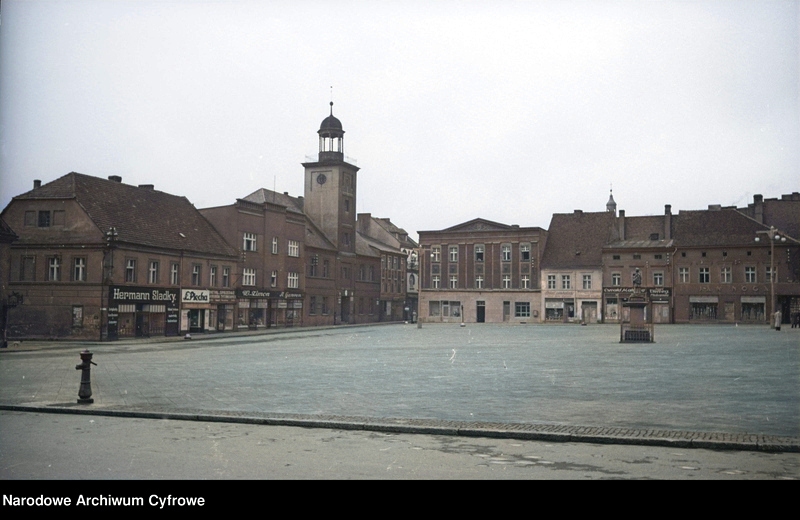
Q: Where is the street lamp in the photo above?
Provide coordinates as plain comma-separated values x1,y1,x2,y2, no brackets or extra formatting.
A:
755,226,786,326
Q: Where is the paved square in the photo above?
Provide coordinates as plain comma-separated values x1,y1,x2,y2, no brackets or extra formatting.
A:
1,323,797,437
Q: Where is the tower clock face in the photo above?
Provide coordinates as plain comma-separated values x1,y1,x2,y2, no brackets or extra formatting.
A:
316,174,327,185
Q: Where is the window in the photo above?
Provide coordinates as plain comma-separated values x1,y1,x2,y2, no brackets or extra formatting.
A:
38,211,51,228
521,244,531,261
20,256,35,281
322,297,329,315
612,255,620,260
515,302,531,318
288,272,299,289
632,254,641,260
48,257,61,281
649,233,660,241
475,245,484,262
502,244,511,262
475,276,484,289
561,274,571,289
612,273,621,286
209,266,217,287
502,275,511,289
288,240,300,257
547,274,556,289
699,267,710,284
171,263,179,285
449,246,458,262
309,296,317,315
309,255,319,277
222,267,230,287
270,270,278,287
432,246,441,262
654,254,663,260
653,272,664,286
679,267,689,283
191,265,201,286
243,268,256,286
73,257,86,282
721,267,731,283
125,259,136,282
745,266,756,283
582,274,592,290
432,275,441,289
323,260,330,278
344,198,350,213
272,237,278,254
243,233,257,252
148,261,159,284
766,267,776,283
449,275,458,289
521,275,530,289
342,233,350,247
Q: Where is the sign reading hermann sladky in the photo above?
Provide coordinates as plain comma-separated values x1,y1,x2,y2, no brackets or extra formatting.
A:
107,286,180,339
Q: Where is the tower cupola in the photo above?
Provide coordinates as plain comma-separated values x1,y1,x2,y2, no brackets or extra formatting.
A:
606,189,617,214
318,102,344,163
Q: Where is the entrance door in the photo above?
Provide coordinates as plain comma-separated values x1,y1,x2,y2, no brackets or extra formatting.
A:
476,301,485,323
189,309,205,332
135,311,150,337
503,301,510,321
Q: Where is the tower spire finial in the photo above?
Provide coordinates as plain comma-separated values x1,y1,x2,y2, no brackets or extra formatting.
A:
330,86,334,115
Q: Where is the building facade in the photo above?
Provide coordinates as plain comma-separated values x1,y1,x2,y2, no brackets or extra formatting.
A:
1,174,239,340
418,219,546,324
540,210,616,323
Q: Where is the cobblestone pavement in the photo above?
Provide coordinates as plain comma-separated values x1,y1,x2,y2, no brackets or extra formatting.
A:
1,323,798,452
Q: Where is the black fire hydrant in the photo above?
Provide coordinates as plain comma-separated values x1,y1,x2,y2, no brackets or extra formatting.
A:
75,349,97,404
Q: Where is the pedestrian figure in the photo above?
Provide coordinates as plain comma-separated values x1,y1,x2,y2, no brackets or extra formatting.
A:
792,312,799,329
773,310,782,331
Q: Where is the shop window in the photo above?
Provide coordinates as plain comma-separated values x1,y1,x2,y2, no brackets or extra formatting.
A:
515,302,531,318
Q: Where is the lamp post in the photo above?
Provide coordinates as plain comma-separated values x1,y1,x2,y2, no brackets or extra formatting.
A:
755,226,786,326
102,227,118,340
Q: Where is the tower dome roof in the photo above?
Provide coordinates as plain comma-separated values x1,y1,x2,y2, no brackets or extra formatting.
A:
319,102,344,135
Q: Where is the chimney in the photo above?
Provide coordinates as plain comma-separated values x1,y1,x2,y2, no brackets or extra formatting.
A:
708,204,721,211
297,196,304,209
753,194,764,223
618,210,625,240
33,179,41,189
664,204,672,240
108,175,122,183
574,209,583,214
138,184,154,190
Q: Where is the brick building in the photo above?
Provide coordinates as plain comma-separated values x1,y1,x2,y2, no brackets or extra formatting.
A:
1,173,239,340
418,219,546,324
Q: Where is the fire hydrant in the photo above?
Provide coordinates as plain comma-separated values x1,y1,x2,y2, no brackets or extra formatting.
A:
75,349,97,404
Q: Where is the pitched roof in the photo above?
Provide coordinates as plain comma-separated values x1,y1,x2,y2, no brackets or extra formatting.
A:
673,209,771,247
541,211,616,269
606,215,673,249
242,188,304,214
12,172,237,257
0,217,17,243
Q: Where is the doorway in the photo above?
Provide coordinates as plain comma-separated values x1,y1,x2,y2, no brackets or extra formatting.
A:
476,301,485,323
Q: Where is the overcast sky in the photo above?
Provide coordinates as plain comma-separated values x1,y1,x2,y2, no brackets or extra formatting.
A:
1,0,798,240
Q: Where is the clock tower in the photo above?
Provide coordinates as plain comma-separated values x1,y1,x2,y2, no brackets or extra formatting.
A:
303,102,360,254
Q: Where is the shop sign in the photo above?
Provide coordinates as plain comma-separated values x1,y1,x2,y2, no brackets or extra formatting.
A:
210,290,237,303
237,289,283,299
689,296,719,303
545,300,564,309
182,289,210,303
285,292,304,299
741,296,766,303
110,286,178,305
